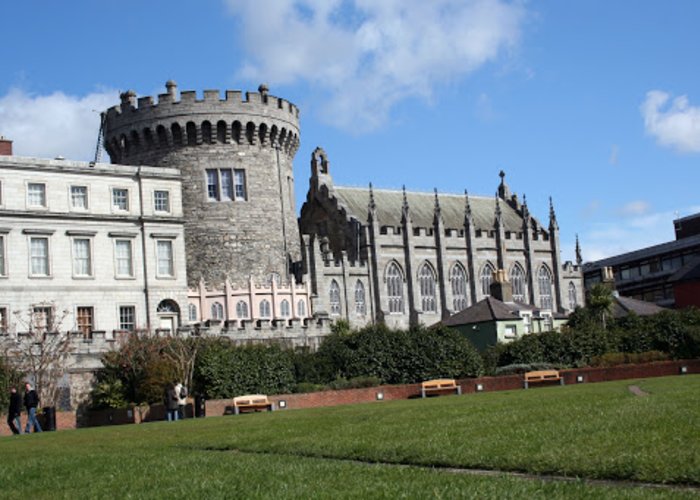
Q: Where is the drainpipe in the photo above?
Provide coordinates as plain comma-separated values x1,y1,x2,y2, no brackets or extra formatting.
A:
275,144,290,282
137,167,152,330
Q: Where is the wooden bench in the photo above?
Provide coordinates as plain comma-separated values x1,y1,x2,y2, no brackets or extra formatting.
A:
421,379,462,398
232,394,274,414
523,370,564,389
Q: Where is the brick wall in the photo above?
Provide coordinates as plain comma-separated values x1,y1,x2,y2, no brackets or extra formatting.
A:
1,359,698,436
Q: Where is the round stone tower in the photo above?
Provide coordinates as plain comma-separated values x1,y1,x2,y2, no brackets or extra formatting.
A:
102,81,301,288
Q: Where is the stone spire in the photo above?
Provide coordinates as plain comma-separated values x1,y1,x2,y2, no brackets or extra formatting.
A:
521,193,529,219
549,196,559,231
368,182,376,212
464,190,473,222
575,234,582,266
401,185,410,223
433,188,442,220
498,170,511,199
494,193,502,225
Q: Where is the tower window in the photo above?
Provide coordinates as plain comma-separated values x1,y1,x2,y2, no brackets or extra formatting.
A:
206,168,246,202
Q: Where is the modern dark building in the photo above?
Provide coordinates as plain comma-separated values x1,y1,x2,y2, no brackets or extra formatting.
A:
583,212,700,308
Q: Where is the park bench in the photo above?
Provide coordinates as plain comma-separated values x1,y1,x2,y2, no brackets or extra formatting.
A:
420,378,462,398
233,394,274,414
523,370,564,389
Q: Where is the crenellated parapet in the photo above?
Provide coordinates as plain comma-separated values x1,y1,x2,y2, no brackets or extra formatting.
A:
103,81,300,165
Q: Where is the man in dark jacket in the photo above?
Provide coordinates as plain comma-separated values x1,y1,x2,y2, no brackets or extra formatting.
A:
7,387,22,435
23,383,42,433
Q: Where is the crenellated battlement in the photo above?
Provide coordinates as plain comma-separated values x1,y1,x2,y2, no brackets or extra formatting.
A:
103,81,300,165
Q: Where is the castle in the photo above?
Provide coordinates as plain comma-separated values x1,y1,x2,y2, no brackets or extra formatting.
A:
0,82,583,404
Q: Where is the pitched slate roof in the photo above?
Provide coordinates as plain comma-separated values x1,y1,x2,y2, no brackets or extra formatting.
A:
332,186,529,232
443,297,533,326
612,295,665,318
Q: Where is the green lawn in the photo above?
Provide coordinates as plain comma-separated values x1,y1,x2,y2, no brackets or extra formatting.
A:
0,375,698,499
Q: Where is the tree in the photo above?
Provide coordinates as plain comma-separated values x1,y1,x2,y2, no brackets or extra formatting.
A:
586,283,614,330
0,302,74,408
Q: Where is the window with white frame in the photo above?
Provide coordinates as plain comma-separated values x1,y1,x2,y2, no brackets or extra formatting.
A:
418,263,437,313
542,312,553,331
77,306,94,338
112,188,129,211
154,190,170,213
188,304,198,322
280,299,290,317
297,299,306,317
234,169,246,200
72,238,92,277
0,235,5,277
236,300,249,319
206,168,247,201
329,280,341,316
386,262,404,314
354,280,366,316
521,312,532,334
119,305,135,331
504,324,517,339
259,300,271,318
70,186,88,209
538,265,553,310
156,240,174,277
480,263,495,297
450,264,468,311
510,264,526,302
28,183,46,207
115,240,133,277
32,305,53,333
211,302,224,320
29,237,49,276
568,282,578,310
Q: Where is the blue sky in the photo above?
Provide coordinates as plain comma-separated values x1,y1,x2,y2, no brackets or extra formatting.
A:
1,0,699,263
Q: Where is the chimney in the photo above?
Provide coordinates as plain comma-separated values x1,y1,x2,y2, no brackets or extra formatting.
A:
489,269,513,302
0,136,12,156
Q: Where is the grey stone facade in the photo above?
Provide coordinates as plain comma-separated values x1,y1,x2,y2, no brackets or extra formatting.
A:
103,82,301,288
299,148,584,330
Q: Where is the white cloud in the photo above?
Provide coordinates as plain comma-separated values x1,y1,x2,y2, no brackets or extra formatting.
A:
608,144,619,165
616,200,650,217
0,87,116,161
579,205,700,261
641,90,700,153
226,0,525,130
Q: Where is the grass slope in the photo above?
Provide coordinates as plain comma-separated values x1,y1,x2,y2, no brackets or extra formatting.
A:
0,375,697,499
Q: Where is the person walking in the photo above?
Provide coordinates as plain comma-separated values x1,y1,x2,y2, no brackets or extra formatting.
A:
165,383,179,422
175,382,187,420
7,387,22,435
23,383,42,433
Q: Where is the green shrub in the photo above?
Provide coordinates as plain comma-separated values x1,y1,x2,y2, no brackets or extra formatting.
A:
494,363,560,376
328,376,382,390
293,382,327,394
194,340,295,399
590,351,669,367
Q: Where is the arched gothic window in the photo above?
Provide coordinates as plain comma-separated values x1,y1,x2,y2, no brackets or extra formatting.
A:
419,263,437,313
354,281,366,316
510,264,526,302
329,280,341,316
450,264,468,311
480,263,495,297
568,282,578,310
538,265,553,310
236,300,248,319
211,302,224,320
386,262,404,314
259,300,271,318
188,304,198,322
297,300,306,317
280,299,290,317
